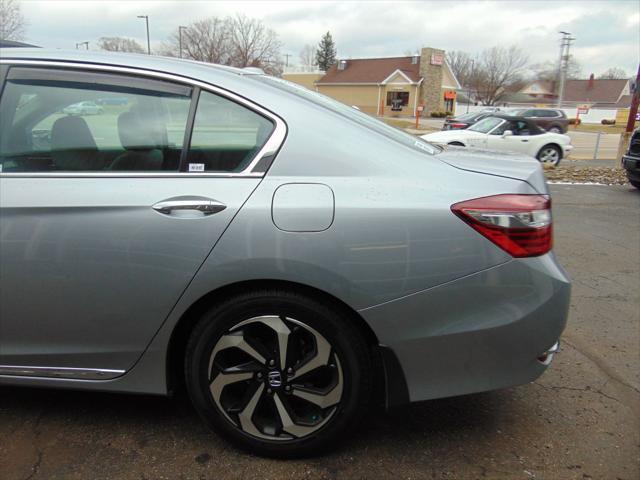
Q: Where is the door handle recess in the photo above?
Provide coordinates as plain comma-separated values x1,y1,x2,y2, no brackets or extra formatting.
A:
152,197,226,216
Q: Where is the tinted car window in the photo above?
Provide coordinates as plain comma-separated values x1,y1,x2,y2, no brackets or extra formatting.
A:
0,75,191,172
186,91,274,172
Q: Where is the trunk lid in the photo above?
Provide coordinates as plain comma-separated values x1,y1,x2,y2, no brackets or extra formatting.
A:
437,145,548,193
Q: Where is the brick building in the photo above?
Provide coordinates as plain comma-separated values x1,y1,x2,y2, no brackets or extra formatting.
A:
283,47,461,116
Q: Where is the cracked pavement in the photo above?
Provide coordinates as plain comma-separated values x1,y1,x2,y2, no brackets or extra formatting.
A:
0,184,638,479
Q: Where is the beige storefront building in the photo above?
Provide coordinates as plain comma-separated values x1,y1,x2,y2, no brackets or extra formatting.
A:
283,47,461,116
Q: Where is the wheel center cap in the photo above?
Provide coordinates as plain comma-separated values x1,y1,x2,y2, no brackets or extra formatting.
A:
267,370,282,388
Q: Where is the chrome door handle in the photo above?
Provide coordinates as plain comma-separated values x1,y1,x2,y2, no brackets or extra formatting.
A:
152,196,226,216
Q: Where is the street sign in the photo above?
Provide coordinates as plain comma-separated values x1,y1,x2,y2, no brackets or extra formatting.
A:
577,104,590,114
417,105,424,112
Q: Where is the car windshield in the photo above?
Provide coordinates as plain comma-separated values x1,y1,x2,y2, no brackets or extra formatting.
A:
253,75,440,155
468,117,504,133
454,112,476,121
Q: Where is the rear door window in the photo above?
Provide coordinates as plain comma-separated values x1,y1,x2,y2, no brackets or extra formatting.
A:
0,68,192,172
186,91,274,173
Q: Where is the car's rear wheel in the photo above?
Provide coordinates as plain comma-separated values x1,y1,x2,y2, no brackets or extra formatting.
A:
448,141,465,146
185,290,373,457
548,126,562,134
537,144,562,166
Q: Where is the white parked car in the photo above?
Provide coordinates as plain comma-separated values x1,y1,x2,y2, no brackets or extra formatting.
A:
62,101,104,116
422,115,573,166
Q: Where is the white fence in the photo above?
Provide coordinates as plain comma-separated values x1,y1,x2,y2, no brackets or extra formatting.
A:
455,103,618,124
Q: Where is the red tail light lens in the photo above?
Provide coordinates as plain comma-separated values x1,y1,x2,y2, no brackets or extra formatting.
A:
450,123,467,129
451,194,552,257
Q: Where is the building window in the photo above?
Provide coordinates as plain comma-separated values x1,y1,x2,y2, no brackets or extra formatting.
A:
386,91,409,109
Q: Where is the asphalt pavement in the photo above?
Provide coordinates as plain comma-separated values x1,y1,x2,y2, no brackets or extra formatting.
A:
1,185,638,480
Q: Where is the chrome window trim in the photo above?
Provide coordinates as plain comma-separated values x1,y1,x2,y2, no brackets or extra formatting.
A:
0,59,287,179
0,364,125,380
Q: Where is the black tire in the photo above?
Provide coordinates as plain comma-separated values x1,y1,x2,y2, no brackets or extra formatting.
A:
448,141,465,146
548,125,562,134
629,179,640,189
537,144,562,166
184,289,373,458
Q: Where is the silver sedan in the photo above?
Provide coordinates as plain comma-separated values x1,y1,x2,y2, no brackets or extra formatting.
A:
0,49,570,457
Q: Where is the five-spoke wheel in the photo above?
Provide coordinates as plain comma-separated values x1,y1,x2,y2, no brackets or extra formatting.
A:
208,315,343,441
185,290,372,457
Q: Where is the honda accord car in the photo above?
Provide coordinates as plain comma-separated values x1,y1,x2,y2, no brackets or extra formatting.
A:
0,50,570,457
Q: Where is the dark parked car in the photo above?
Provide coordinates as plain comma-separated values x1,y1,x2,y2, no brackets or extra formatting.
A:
622,128,640,189
508,108,569,134
442,110,493,130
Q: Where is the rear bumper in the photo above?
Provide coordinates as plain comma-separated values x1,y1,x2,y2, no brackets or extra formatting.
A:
622,154,640,182
360,254,571,403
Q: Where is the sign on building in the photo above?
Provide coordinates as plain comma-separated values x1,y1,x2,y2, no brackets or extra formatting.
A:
430,53,443,66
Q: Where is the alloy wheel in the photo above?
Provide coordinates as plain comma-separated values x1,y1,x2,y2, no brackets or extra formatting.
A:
208,315,343,441
539,147,560,165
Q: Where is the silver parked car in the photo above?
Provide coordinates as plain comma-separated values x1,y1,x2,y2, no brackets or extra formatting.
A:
0,50,570,457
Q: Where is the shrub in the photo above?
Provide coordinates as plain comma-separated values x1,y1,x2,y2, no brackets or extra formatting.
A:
430,111,448,118
601,119,616,125
569,118,582,125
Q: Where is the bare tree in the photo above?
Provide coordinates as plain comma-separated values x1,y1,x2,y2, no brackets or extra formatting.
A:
446,50,475,86
598,67,628,80
0,0,26,41
471,46,528,105
164,18,231,63
531,57,582,82
228,14,282,74
98,37,145,53
299,44,316,69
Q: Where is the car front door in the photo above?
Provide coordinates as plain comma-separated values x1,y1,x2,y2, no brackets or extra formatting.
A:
0,65,283,376
487,120,535,156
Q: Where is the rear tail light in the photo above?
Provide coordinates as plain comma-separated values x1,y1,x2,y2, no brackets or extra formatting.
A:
450,123,467,129
451,194,552,257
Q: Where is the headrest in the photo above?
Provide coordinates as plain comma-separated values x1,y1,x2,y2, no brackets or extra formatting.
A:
118,108,162,150
51,116,97,151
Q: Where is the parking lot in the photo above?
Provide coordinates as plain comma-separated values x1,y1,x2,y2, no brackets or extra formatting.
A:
0,184,638,480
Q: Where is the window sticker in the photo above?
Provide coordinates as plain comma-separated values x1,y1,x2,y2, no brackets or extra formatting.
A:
188,163,205,172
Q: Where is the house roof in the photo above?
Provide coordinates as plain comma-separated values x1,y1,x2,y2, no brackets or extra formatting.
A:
0,39,39,48
317,56,421,84
563,78,628,104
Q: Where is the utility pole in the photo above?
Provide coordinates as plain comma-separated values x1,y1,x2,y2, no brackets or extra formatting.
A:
284,53,292,68
617,62,640,159
138,15,151,54
466,58,475,114
556,31,575,107
179,26,188,58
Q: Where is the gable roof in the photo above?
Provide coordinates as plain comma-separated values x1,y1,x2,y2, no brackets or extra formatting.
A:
563,78,629,104
317,56,421,84
615,95,633,108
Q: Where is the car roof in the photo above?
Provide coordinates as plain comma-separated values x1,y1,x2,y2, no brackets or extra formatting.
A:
482,114,545,133
0,48,265,80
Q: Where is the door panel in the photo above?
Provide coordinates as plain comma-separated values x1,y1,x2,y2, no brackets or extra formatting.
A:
0,177,260,369
0,64,282,373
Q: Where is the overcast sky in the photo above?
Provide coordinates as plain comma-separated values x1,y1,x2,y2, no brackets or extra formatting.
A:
19,0,640,77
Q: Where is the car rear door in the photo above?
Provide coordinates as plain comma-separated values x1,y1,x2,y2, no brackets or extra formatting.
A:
0,64,284,377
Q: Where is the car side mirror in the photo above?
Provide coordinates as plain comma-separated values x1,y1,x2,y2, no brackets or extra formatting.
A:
502,130,513,138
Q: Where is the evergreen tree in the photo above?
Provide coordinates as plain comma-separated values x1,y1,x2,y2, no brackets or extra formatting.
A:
315,31,337,71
